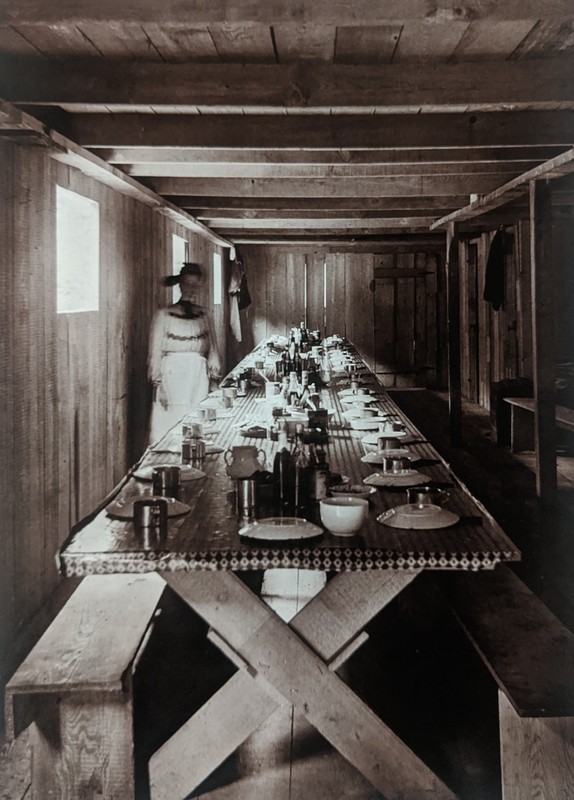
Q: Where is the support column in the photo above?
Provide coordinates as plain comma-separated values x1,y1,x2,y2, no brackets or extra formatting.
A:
529,179,557,501
446,222,462,446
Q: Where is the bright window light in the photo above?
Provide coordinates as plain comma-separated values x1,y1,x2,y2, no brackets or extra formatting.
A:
56,186,100,313
213,252,222,305
172,234,188,302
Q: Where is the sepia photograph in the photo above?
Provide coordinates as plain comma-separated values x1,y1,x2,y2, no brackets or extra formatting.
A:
0,2,573,799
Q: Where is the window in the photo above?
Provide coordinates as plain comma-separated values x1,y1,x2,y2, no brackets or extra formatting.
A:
213,252,222,305
172,234,188,302
56,186,100,313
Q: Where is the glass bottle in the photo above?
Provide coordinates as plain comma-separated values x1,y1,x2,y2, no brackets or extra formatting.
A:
273,431,295,515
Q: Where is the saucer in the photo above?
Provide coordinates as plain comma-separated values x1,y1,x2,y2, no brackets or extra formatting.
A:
106,495,191,519
377,503,460,530
361,449,410,463
363,470,430,488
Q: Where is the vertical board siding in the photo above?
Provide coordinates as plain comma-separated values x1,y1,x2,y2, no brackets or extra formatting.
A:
0,141,16,675
0,140,227,698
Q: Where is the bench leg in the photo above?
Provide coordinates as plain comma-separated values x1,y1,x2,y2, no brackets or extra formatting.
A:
29,690,135,800
510,405,535,453
498,690,574,800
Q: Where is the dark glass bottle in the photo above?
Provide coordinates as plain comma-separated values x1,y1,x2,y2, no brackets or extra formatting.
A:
273,432,295,515
292,426,310,517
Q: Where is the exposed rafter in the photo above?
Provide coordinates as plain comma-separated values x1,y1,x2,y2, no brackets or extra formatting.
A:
431,147,574,227
0,0,571,26
3,59,574,113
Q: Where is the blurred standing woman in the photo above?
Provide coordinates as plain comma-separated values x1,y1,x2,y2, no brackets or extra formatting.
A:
148,262,221,444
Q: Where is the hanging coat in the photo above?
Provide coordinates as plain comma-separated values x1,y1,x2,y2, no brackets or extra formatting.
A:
483,229,507,311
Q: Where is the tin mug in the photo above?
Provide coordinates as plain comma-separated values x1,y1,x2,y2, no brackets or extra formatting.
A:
407,486,450,507
133,497,168,544
152,465,181,499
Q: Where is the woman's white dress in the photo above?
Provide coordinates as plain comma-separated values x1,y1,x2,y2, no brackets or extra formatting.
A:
148,304,220,445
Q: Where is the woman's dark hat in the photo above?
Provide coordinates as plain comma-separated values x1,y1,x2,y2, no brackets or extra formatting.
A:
163,262,202,287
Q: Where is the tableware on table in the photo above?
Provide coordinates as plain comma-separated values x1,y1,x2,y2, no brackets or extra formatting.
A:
265,381,281,398
377,503,460,530
380,455,411,473
182,438,207,469
363,470,431,488
236,476,259,525
406,486,450,507
378,419,406,435
341,394,379,406
133,497,168,541
342,407,386,420
224,445,267,479
194,407,217,422
361,449,410,464
329,484,377,501
106,495,191,519
152,465,181,499
238,517,323,541
319,496,369,537
133,464,206,482
222,386,238,401
349,416,389,431
361,431,408,446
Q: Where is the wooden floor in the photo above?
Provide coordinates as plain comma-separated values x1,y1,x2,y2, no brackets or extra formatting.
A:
1,389,573,800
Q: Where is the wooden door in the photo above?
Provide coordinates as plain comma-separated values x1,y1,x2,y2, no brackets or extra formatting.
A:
373,254,437,388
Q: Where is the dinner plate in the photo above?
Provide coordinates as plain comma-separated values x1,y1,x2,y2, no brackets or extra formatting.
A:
133,464,206,481
338,388,376,398
330,484,377,500
341,395,379,406
361,431,408,445
106,495,191,519
361,449,410,464
363,470,430,488
377,503,460,530
238,517,324,541
350,417,391,431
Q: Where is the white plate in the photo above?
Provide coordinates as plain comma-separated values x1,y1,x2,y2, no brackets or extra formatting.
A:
338,388,376,398
330,484,377,500
238,517,324,541
361,449,410,464
363,471,430,488
377,503,460,530
361,431,408,445
350,417,391,431
106,495,191,519
133,464,206,482
341,395,379,406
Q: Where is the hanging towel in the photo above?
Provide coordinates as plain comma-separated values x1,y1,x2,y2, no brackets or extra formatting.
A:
483,229,506,311
228,259,243,341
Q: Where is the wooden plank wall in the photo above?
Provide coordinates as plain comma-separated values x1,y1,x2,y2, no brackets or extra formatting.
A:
0,139,227,703
234,247,445,387
459,226,532,409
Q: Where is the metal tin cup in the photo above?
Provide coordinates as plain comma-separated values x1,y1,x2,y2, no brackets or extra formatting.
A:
152,465,181,499
191,438,206,469
406,486,449,507
133,497,168,545
236,477,258,524
382,455,410,474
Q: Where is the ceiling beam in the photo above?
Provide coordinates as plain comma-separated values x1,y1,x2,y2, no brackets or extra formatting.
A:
4,59,574,113
170,195,476,211
63,112,574,150
202,217,437,230
124,161,539,179
146,174,521,197
432,146,574,227
0,1,570,25
96,146,569,166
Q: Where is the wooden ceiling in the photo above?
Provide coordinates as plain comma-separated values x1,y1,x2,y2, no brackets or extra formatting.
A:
1,1,574,247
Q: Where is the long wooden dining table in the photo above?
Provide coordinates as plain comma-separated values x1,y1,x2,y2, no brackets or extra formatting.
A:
58,337,521,800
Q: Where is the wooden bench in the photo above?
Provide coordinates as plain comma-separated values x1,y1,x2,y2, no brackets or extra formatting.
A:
504,396,574,452
5,573,165,800
440,566,574,800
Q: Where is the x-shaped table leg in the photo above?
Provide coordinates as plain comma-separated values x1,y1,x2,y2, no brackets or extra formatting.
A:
149,569,458,800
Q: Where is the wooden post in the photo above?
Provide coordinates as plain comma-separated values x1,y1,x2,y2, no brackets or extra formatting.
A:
446,222,462,446
529,179,557,501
